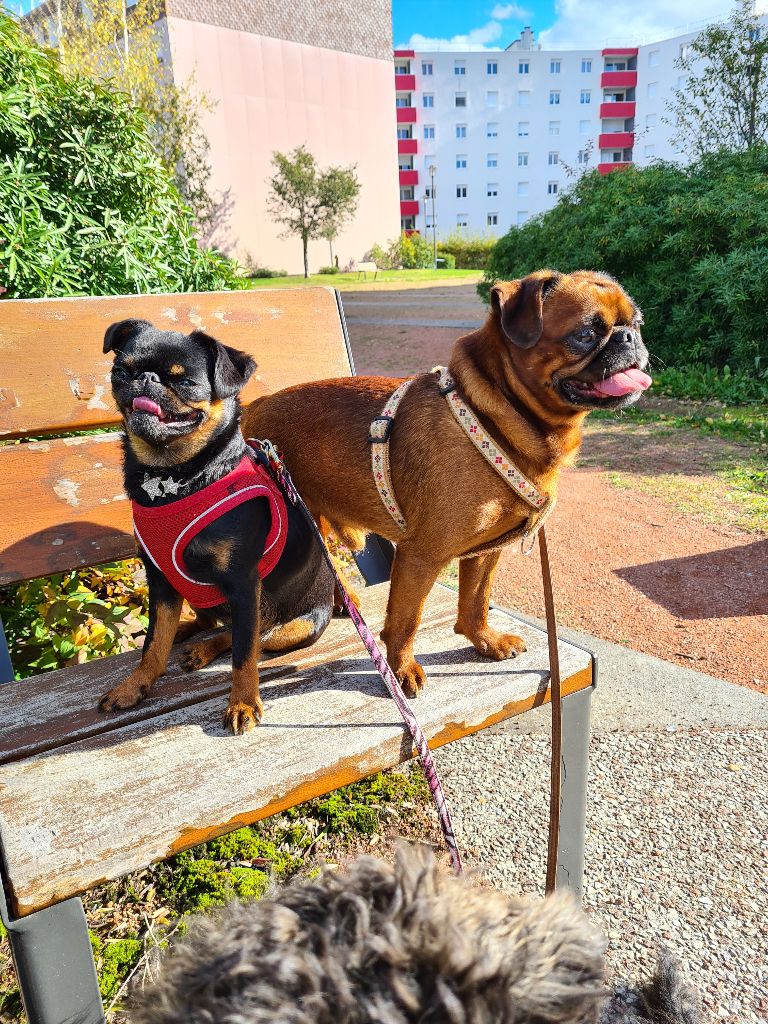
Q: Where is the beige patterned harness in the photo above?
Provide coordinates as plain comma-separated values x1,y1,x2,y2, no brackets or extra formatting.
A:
369,367,555,551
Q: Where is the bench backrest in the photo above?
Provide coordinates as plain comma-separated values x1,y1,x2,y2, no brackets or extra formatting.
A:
0,289,353,585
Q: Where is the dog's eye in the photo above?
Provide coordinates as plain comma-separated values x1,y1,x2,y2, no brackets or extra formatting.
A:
176,377,197,388
112,365,129,379
572,327,597,349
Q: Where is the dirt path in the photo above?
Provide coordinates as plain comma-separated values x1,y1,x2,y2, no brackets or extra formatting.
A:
342,284,768,693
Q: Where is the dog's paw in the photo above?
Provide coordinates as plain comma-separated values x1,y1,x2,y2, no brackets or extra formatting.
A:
181,643,207,672
99,680,149,712
398,660,427,698
333,581,361,617
465,626,527,660
223,701,262,735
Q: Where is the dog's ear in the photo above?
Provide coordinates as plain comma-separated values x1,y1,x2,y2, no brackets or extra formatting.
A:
191,331,257,399
490,272,561,350
103,319,153,354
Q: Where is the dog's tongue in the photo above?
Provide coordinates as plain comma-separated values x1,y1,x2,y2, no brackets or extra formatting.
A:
593,368,652,397
132,396,164,418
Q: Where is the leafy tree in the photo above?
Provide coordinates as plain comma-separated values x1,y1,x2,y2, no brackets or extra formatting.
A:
481,149,768,376
0,11,242,297
666,0,768,157
22,0,219,228
267,146,360,277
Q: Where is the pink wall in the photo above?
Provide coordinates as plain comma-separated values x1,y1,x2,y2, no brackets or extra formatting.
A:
166,18,401,274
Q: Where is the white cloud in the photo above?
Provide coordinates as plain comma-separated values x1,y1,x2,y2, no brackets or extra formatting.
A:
491,3,530,19
539,0,734,49
401,21,505,52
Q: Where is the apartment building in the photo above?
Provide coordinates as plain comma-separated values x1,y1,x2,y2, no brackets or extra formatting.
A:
393,25,703,238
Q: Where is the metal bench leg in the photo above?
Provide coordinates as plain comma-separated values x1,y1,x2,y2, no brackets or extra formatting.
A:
1,891,104,1024
555,683,593,901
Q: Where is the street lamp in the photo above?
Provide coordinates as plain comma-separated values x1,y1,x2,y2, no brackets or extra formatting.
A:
428,164,437,269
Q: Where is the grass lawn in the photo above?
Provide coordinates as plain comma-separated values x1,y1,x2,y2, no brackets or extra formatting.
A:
245,268,483,290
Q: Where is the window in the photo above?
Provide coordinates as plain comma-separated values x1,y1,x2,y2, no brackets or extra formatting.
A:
518,152,528,166
518,90,530,106
517,121,529,137
422,61,433,76
647,82,658,98
644,144,655,158
577,149,589,165
487,153,498,168
679,43,691,60
550,59,561,74
395,64,409,76
399,187,414,200
487,122,499,137
454,61,466,75
487,91,499,108
456,155,467,169
548,151,559,165
517,210,528,226
425,214,435,229
397,127,412,139
457,214,468,227
395,97,410,107
487,61,498,74
424,154,435,169
424,125,435,139
645,113,657,129
456,124,467,138
548,182,558,195
579,119,590,135
487,183,498,197
581,58,592,73
580,90,591,104
455,93,467,107
517,181,529,196
549,90,560,105
422,94,434,108
518,61,529,74
549,120,560,136
611,150,623,161
649,49,660,67
487,213,498,226
456,185,467,198
425,187,433,198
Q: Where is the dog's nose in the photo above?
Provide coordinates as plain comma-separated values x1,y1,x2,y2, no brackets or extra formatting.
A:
137,370,160,386
612,327,635,347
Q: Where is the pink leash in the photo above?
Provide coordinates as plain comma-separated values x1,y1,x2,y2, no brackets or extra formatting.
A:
250,439,464,874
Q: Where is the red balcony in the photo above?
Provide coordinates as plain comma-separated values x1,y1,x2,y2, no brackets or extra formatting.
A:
395,73,416,90
399,169,419,186
396,107,417,124
598,131,634,149
598,162,632,175
398,138,418,154
394,49,415,58
602,47,638,56
600,101,636,119
400,200,419,216
601,70,637,88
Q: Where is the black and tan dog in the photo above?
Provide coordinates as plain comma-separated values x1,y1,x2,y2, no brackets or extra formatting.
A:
243,270,651,697
99,319,335,733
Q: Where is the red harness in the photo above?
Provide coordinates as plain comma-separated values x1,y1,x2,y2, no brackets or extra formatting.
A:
131,450,288,609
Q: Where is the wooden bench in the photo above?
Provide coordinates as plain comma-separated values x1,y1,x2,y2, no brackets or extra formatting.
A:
0,288,594,1024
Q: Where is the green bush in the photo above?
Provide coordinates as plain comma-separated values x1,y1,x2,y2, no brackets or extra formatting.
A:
0,12,242,298
365,233,433,270
246,265,288,278
438,232,495,269
436,251,456,269
317,264,340,275
481,150,768,375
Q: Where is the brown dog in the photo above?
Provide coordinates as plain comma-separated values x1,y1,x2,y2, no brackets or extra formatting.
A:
242,270,650,696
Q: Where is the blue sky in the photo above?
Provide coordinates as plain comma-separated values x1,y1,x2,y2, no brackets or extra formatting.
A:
393,0,735,51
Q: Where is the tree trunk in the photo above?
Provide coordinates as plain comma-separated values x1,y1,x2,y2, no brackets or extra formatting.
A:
328,237,334,264
303,234,309,279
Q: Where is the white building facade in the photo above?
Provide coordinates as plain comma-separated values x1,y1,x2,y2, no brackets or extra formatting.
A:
394,25,704,239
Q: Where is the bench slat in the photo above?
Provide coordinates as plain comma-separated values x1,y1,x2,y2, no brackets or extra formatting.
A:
0,288,350,439
0,585,455,764
0,585,592,917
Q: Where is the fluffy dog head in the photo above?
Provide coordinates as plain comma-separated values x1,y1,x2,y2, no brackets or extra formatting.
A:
488,270,651,413
130,846,607,1024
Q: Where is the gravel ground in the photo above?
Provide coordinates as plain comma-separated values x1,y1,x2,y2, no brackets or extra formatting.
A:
433,726,768,1024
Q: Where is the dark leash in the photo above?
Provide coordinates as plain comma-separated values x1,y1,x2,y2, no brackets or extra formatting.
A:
250,438,565,890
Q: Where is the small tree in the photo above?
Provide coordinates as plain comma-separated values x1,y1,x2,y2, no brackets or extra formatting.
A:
267,146,360,277
666,0,768,157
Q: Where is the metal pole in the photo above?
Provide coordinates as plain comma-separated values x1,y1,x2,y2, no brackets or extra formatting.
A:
429,164,437,268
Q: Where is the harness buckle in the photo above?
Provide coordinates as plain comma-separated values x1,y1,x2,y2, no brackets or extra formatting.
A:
368,416,394,444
